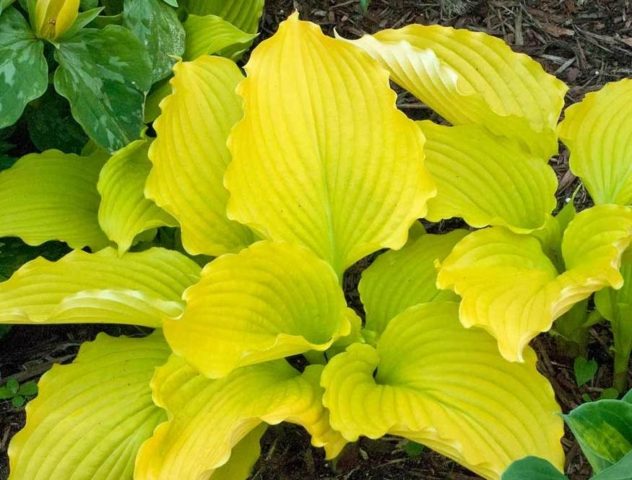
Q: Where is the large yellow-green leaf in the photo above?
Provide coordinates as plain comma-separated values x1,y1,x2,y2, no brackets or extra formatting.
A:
9,332,170,480
182,0,264,33
359,229,467,335
147,56,254,256
420,121,557,232
164,241,356,378
344,25,567,158
321,302,564,480
0,247,200,327
184,14,257,60
0,149,108,249
226,14,435,275
98,139,177,253
437,205,632,361
135,355,345,480
558,79,632,205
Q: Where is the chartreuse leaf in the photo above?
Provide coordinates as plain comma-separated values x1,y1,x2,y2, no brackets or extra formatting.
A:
147,56,254,256
123,0,185,83
420,121,557,232
559,80,632,206
502,457,566,480
226,14,435,275
211,424,266,480
564,397,632,472
135,355,345,480
98,139,177,253
54,26,152,152
322,302,564,480
0,247,200,327
359,230,467,335
8,332,170,480
0,8,47,129
437,205,632,361
183,14,257,60
164,241,356,378
344,25,567,158
182,0,264,33
0,150,108,249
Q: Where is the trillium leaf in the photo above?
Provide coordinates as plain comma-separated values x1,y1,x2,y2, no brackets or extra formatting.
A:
8,332,170,480
558,79,632,205
502,457,567,480
164,241,356,378
98,139,177,253
0,8,47,129
0,247,200,327
344,25,567,158
564,398,632,472
437,205,632,361
321,302,564,480
0,149,108,250
420,121,557,232
359,229,467,335
54,26,152,152
123,0,185,83
147,56,254,256
135,356,345,480
183,14,257,60
226,14,435,275
182,0,264,33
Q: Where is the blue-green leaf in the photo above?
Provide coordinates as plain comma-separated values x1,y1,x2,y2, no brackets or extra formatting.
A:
54,26,152,152
0,8,47,128
592,451,632,480
123,0,185,83
502,456,567,480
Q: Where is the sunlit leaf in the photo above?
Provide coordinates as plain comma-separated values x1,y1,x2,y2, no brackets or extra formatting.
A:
226,14,435,275
322,302,564,480
0,149,108,249
9,332,170,480
344,24,567,158
0,247,200,327
182,0,264,33
98,139,177,253
135,356,345,479
164,241,356,378
147,56,254,256
183,14,257,60
559,79,632,206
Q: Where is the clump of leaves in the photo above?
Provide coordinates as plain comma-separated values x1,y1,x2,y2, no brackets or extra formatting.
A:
0,378,37,409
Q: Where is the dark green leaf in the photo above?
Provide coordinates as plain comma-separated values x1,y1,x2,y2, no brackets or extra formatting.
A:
54,26,152,152
18,381,38,396
0,386,13,400
124,0,185,83
402,441,425,458
25,87,88,153
601,388,621,400
502,456,567,480
0,237,70,280
574,356,598,387
592,451,632,480
622,389,632,404
6,377,19,395
0,8,48,129
0,0,16,14
564,399,632,472
11,395,25,408
0,324,10,339
60,7,105,39
80,0,99,9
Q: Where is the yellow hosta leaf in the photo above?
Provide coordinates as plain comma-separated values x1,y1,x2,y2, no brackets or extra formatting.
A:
135,356,345,480
98,139,177,253
0,247,200,327
184,14,257,60
420,121,557,232
164,241,356,378
147,56,254,256
344,25,567,158
9,332,170,480
226,14,435,275
359,229,467,335
0,149,108,250
32,0,79,40
211,425,266,480
182,0,264,33
437,205,632,361
558,79,632,205
321,302,564,480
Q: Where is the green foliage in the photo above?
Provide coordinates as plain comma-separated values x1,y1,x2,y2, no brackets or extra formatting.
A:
0,378,38,409
574,356,599,387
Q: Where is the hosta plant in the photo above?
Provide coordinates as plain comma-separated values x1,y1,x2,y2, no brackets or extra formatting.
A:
1,10,631,480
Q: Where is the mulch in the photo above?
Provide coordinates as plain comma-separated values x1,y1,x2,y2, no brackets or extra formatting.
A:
2,1,632,479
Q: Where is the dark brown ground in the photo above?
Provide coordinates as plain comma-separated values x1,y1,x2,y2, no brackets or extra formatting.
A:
2,1,632,479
